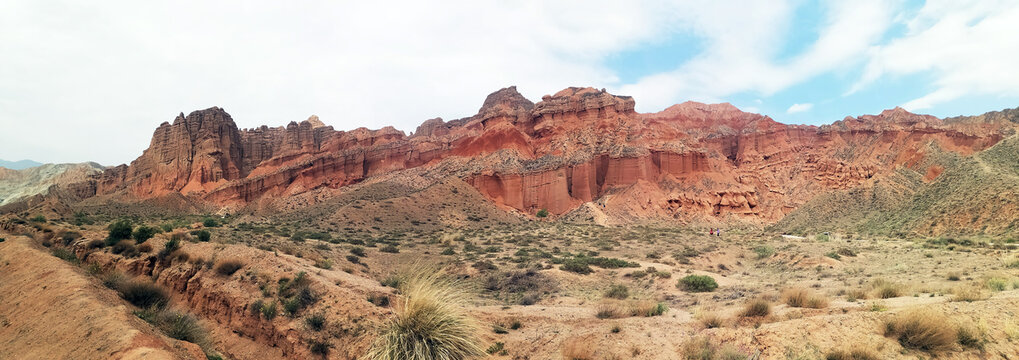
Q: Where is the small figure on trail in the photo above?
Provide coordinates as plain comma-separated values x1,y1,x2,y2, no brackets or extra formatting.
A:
717,228,722,237
709,228,714,236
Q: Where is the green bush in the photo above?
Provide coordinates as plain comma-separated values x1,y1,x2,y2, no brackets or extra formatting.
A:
604,284,629,299
380,244,399,253
560,258,592,274
350,246,366,257
190,230,211,242
536,209,549,218
678,275,718,292
30,215,46,223
108,220,133,241
753,245,775,259
132,226,157,244
202,218,219,227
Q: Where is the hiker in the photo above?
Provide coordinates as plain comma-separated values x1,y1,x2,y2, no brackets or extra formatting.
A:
709,228,714,236
717,228,722,237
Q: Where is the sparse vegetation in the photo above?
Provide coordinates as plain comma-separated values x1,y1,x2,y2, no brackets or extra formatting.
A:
132,226,157,243
118,279,170,309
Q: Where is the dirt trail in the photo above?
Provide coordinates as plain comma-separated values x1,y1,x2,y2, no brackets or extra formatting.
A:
0,235,205,359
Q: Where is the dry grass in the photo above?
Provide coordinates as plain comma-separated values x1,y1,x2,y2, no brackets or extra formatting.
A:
882,309,956,352
740,298,771,318
680,336,748,360
825,345,879,360
214,259,244,276
362,268,484,360
870,279,901,299
595,300,667,319
782,287,829,309
951,285,989,302
697,311,724,329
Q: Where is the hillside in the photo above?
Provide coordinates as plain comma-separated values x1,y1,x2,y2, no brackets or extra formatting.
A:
775,133,1019,237
0,162,104,205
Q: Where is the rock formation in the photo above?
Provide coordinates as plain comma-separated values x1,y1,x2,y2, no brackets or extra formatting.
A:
17,86,1015,225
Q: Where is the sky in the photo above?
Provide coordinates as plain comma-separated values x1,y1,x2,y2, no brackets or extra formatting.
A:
2,0,1019,166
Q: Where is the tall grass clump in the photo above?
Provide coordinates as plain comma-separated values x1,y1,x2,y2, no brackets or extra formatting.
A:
782,287,829,309
882,309,956,352
362,269,484,360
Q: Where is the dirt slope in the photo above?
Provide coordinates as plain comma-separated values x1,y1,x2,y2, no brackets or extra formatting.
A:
0,236,204,360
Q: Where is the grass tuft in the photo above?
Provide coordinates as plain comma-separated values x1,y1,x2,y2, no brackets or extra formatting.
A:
882,309,956,352
362,268,484,360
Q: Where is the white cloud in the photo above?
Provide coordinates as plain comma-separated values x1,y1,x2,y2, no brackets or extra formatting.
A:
852,0,1019,110
0,0,678,164
786,103,813,114
618,0,897,112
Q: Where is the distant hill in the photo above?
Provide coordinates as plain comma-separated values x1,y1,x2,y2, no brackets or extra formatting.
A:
0,159,43,170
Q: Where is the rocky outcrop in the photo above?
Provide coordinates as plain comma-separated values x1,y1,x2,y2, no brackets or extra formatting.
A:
35,87,1015,224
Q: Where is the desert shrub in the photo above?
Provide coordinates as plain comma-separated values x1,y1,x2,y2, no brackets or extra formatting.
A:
584,257,638,269
368,293,391,307
157,310,206,344
132,226,157,244
314,258,333,269
51,248,79,264
740,298,771,317
986,277,1009,291
604,284,630,299
108,220,133,241
60,231,81,245
472,260,497,271
362,269,485,360
560,258,592,274
86,239,104,249
633,301,668,317
111,240,137,256
678,275,718,292
825,346,878,360
30,215,46,223
883,309,956,352
158,237,182,260
440,247,455,255
350,246,366,257
160,223,175,232
871,279,900,299
825,252,842,260
215,259,244,276
486,342,505,355
137,243,153,253
308,338,330,355
951,285,988,302
119,279,170,309
753,245,775,259
262,302,278,320
305,313,326,331
190,230,211,242
837,248,857,257
202,218,219,227
946,272,961,281
536,209,548,218
380,244,399,253
519,294,538,306
595,302,626,319
698,312,723,329
956,323,983,348
782,287,828,308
